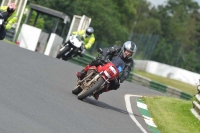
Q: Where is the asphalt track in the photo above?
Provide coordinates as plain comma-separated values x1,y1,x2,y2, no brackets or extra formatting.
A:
0,41,164,133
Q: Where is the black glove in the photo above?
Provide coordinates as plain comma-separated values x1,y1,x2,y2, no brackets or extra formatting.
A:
110,79,120,90
96,56,107,65
78,45,85,57
99,55,107,62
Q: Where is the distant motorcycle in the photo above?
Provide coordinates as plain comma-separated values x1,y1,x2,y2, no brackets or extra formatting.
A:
0,11,8,31
56,34,84,61
72,48,125,100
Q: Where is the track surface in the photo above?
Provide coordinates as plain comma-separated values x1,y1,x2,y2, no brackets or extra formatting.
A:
0,41,164,133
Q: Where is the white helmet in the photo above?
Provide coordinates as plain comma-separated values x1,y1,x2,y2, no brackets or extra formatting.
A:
121,41,137,59
86,27,94,36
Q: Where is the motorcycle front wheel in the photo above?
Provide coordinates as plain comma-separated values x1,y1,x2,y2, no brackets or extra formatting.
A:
72,85,82,95
77,77,105,100
56,45,69,59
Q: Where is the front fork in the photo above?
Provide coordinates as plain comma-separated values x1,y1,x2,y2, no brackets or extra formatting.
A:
64,47,73,56
63,44,80,57
93,78,110,95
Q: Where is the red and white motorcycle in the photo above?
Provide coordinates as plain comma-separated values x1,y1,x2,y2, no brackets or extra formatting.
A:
72,48,125,100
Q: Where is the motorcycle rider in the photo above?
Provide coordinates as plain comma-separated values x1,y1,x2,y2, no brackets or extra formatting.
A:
65,27,95,56
76,41,137,100
0,3,17,40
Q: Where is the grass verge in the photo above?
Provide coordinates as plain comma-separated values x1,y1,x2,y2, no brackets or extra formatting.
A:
143,96,200,133
134,70,197,95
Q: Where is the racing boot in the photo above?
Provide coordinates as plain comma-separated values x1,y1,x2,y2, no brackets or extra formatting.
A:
76,64,90,79
76,69,86,80
93,93,100,100
93,86,110,100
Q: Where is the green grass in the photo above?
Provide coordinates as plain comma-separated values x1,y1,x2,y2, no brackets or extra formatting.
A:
143,96,200,133
134,70,197,95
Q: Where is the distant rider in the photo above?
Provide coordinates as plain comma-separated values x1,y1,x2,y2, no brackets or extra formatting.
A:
0,3,17,40
64,27,95,56
76,41,137,100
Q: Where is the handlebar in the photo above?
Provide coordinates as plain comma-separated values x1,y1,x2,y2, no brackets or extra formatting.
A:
0,11,9,20
95,56,110,65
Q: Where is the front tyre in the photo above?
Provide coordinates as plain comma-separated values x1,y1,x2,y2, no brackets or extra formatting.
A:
72,86,82,95
56,45,69,59
78,77,105,100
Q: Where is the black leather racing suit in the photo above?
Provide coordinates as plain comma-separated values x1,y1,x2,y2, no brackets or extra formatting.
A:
90,45,134,90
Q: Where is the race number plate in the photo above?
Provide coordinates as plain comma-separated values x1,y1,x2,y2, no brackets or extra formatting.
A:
109,66,117,74
0,19,3,25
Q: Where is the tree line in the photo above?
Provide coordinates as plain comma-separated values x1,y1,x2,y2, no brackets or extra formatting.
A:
27,0,200,73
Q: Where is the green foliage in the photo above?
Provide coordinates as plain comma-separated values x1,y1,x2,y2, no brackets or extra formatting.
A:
133,18,161,34
132,0,161,35
74,0,130,45
21,6,45,29
112,0,138,30
28,0,135,45
151,38,173,64
29,11,45,29
149,0,200,72
158,0,199,43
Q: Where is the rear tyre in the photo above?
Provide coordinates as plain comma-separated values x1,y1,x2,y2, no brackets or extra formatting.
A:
72,86,82,95
78,77,104,100
0,26,6,40
62,56,71,61
56,45,69,59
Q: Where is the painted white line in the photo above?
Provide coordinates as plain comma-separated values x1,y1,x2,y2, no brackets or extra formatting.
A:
142,115,157,127
125,94,148,133
137,102,148,110
142,115,153,121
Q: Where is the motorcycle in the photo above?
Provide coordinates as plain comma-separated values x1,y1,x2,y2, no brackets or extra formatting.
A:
72,48,125,100
56,34,84,61
0,11,8,31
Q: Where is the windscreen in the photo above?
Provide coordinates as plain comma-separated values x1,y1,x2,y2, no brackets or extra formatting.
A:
76,35,82,41
111,56,125,73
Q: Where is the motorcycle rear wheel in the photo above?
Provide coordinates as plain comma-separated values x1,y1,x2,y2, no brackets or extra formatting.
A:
77,77,104,100
56,45,69,59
